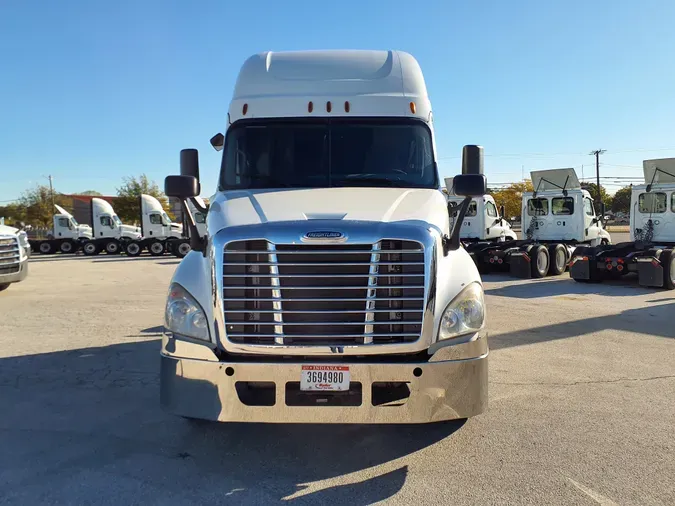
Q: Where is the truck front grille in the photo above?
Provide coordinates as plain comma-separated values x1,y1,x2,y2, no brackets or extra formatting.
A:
222,240,426,346
0,237,21,275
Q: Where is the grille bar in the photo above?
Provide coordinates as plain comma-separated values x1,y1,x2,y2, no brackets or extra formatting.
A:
0,237,20,275
222,239,425,346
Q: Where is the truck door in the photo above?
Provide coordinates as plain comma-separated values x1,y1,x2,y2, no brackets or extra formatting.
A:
147,212,163,236
584,197,601,244
484,201,503,239
98,216,116,238
55,217,70,237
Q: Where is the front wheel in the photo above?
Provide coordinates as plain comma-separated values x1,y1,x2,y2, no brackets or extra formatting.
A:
82,241,99,256
125,241,142,257
148,240,165,256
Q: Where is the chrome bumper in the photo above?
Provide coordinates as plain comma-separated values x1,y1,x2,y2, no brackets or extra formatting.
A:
0,260,28,284
160,333,488,424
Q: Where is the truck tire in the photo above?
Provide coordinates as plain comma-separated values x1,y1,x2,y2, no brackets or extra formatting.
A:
82,241,99,256
548,244,567,276
59,240,75,254
530,244,549,278
0,283,10,292
662,249,675,290
174,240,191,258
38,241,53,254
105,240,121,255
148,240,165,256
125,241,142,257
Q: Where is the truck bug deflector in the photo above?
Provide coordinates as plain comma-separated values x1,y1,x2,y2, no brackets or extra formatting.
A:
160,332,488,423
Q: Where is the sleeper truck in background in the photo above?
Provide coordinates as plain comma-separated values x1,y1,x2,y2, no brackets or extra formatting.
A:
160,50,489,424
570,158,675,289
463,168,611,277
29,205,92,254
123,194,184,256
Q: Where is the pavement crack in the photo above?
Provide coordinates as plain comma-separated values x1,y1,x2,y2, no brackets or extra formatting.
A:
493,374,675,386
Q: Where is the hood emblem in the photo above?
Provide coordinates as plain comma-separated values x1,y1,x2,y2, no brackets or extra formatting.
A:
302,231,346,242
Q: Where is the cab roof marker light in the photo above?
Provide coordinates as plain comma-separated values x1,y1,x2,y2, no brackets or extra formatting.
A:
242,103,248,115
410,102,416,114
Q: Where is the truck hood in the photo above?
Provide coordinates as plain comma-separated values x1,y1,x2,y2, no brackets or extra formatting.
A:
207,188,448,232
121,224,142,238
0,224,19,236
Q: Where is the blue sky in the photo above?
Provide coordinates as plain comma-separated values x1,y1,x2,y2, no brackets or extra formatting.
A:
1,0,674,203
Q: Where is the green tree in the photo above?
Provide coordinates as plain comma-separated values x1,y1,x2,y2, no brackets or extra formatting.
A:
0,203,27,226
580,183,613,210
18,185,72,228
79,190,103,196
611,185,632,214
491,180,534,220
115,174,172,223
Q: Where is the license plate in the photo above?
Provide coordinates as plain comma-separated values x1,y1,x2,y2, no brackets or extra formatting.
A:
300,365,350,392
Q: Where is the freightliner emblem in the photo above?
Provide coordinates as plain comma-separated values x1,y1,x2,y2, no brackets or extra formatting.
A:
302,231,346,241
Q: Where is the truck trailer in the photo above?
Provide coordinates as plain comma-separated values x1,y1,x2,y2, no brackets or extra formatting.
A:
570,158,675,289
464,168,611,277
160,50,489,424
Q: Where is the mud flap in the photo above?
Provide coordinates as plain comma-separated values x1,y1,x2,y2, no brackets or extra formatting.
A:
637,259,663,287
509,252,531,278
570,259,590,280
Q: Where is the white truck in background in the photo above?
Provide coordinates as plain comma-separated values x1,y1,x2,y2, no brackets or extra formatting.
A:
122,194,184,256
570,158,675,289
0,223,30,292
160,49,489,425
465,168,611,277
29,205,92,254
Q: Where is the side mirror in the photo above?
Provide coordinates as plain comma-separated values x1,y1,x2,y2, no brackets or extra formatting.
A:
210,133,224,152
165,175,200,199
452,174,487,197
180,149,200,181
461,145,484,175
600,202,606,220
499,205,505,218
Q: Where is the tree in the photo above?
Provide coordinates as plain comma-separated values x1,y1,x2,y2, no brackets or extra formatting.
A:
79,190,103,196
611,185,632,214
115,174,172,223
491,180,534,220
0,203,27,227
18,185,72,228
580,183,613,211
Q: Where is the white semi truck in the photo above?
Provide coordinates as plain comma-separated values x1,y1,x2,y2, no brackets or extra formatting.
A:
122,194,184,256
464,168,611,277
570,158,675,289
29,204,92,254
0,223,30,292
160,50,489,424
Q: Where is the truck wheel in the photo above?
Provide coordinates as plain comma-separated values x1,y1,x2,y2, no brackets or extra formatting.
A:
548,244,567,276
38,242,53,254
125,241,142,257
59,240,75,254
82,241,99,256
662,250,675,290
148,240,165,256
0,283,10,292
174,240,191,258
105,240,121,255
530,245,549,278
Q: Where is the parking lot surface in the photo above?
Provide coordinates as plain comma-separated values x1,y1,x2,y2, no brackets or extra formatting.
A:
1,255,673,505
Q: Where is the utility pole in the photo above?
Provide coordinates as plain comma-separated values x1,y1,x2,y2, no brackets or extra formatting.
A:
589,149,606,206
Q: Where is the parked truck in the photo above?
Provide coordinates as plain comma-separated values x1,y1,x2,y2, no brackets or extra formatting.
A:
464,168,611,277
0,222,30,292
122,194,184,256
159,50,489,424
29,204,92,254
570,158,675,289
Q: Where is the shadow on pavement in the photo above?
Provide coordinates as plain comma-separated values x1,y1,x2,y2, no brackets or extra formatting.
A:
0,339,463,504
485,274,656,299
490,302,674,350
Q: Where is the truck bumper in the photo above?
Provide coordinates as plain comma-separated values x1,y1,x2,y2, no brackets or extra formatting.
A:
0,260,28,284
160,333,488,424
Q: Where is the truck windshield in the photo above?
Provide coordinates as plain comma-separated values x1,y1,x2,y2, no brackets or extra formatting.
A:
161,212,171,225
113,216,122,226
70,217,79,226
219,119,437,190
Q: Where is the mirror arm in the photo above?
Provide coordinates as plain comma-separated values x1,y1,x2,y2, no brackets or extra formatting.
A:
189,197,209,214
443,197,472,255
181,200,206,256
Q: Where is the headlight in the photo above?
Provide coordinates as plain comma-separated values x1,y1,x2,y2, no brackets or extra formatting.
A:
438,282,485,340
18,231,29,247
165,283,210,341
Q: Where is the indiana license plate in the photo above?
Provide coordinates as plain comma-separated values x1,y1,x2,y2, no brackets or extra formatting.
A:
300,365,350,391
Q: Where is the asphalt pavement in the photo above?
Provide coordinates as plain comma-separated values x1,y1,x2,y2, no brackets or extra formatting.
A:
0,254,673,505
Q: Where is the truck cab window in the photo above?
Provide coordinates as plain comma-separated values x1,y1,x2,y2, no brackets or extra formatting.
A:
194,212,206,224
527,198,549,216
552,197,574,215
220,120,437,190
639,192,667,213
100,216,114,228
486,201,498,217
149,214,163,225
57,218,70,228
584,199,595,216
466,200,478,217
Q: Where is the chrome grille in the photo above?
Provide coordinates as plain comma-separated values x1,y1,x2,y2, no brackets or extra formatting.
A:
0,236,21,276
222,240,426,346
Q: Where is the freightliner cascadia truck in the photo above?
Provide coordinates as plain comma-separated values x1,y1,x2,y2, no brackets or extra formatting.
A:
160,50,489,424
